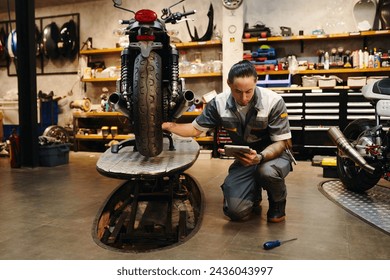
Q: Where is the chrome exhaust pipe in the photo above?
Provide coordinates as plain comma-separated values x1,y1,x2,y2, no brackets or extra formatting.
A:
327,126,376,174
108,92,130,118
172,90,195,119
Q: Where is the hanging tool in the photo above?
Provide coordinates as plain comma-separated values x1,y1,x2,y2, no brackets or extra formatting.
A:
263,238,297,250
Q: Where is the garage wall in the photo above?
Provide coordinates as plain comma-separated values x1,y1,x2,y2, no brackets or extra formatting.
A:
0,0,371,126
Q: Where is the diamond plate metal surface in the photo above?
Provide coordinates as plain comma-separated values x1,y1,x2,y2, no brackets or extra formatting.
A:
96,137,200,179
320,180,390,234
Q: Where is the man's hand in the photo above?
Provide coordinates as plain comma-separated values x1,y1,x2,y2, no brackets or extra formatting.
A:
162,122,173,132
219,148,262,166
161,122,203,138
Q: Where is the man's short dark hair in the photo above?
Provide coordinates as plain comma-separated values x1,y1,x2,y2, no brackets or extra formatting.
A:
228,60,258,84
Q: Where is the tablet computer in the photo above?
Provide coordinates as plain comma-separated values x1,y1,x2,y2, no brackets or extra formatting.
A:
224,145,251,157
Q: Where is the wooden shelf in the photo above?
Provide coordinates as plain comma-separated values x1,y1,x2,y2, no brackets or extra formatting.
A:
81,72,222,82
194,136,213,143
73,112,125,118
81,77,118,82
174,40,222,49
182,111,202,116
79,40,223,54
80,47,123,55
242,30,390,43
179,72,222,78
257,67,390,76
75,134,134,141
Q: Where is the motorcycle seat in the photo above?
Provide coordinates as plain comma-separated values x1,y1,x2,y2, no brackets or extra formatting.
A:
373,78,390,95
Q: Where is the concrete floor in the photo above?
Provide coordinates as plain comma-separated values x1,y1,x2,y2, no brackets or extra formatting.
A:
0,151,389,260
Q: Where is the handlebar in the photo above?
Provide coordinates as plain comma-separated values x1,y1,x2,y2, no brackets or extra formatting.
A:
119,20,131,25
164,10,196,24
118,9,195,25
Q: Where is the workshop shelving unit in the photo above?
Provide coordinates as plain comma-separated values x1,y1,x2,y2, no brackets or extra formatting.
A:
79,40,223,83
243,30,390,82
72,111,133,152
243,30,390,158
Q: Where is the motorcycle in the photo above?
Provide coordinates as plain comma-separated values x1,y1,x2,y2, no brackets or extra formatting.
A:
109,0,196,157
328,78,390,192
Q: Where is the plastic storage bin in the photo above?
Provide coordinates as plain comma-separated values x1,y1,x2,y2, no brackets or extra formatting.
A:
39,143,70,167
257,74,291,88
302,76,318,87
318,77,336,88
347,76,367,88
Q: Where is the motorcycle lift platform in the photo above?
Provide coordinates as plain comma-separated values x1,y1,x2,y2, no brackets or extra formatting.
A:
93,136,203,252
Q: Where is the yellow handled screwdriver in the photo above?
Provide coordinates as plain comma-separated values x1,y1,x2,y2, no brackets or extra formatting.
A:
263,238,297,250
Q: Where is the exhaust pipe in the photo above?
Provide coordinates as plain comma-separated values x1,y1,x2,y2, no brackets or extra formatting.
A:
172,90,195,119
108,92,130,118
327,126,376,174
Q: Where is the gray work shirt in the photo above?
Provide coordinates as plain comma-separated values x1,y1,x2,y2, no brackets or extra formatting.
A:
192,87,291,151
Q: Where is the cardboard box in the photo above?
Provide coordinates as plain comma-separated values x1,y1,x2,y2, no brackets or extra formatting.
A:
318,77,336,88
347,76,367,88
302,76,318,87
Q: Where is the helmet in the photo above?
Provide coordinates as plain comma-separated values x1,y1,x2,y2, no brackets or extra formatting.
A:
58,19,77,58
35,24,42,56
6,29,16,58
42,22,60,59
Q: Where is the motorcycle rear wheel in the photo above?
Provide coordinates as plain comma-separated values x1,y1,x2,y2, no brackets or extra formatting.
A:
133,51,163,157
336,119,381,193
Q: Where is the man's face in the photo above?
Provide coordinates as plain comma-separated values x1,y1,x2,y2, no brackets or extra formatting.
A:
228,76,257,106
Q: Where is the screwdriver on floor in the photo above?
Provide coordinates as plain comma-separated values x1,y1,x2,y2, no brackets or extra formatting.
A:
263,238,297,250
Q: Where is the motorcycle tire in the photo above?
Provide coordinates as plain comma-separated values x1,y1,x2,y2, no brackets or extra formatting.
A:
336,119,381,193
132,51,163,157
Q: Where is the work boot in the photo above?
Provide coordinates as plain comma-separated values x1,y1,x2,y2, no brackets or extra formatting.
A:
267,199,286,223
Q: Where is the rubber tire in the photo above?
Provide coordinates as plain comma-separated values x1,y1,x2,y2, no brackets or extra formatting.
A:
133,51,163,157
336,119,381,192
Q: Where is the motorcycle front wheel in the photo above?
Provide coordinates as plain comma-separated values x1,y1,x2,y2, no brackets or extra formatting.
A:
133,51,163,157
336,119,381,192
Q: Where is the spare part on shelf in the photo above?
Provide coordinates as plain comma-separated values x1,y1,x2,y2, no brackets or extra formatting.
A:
280,26,292,36
184,3,214,42
353,0,377,31
243,22,271,38
70,98,91,112
374,0,390,29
